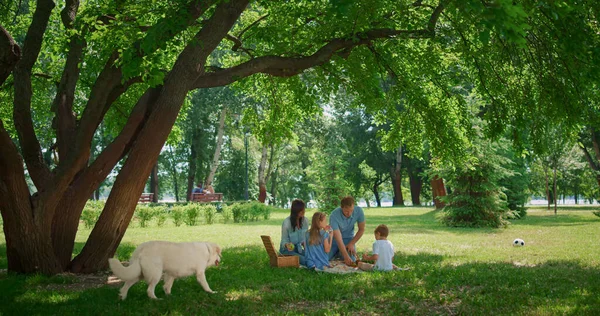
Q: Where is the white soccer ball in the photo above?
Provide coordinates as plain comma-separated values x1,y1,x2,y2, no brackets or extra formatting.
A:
513,238,525,247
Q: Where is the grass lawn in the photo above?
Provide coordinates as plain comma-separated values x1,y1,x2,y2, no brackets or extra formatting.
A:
1,206,599,315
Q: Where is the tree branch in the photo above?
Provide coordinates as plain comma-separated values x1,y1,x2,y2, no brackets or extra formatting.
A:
52,0,82,162
0,24,21,86
193,28,435,89
580,144,599,172
12,0,55,189
71,87,160,195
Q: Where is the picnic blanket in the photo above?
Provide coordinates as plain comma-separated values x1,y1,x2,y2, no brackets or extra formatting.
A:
314,261,363,274
314,261,411,274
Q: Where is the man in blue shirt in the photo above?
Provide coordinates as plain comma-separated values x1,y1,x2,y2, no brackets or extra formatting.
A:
192,183,204,194
328,196,366,266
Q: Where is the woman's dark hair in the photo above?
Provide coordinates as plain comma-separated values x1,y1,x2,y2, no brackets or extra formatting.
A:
290,199,306,231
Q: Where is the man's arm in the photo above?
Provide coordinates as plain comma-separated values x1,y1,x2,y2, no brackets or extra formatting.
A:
346,221,366,251
333,229,352,264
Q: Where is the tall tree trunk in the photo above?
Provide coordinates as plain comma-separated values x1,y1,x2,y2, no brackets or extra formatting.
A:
257,145,268,203
0,122,62,274
391,145,404,206
544,165,550,210
431,176,446,209
204,106,226,188
553,166,557,215
0,25,21,86
69,0,250,272
409,172,423,206
269,165,279,206
150,162,159,202
186,128,200,201
373,183,381,207
169,145,180,202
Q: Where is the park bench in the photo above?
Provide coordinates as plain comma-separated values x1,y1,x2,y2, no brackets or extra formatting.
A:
138,193,154,203
191,192,223,203
260,235,299,268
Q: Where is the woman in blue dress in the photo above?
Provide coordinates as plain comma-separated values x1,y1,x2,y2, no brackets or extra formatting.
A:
280,199,308,265
305,211,334,270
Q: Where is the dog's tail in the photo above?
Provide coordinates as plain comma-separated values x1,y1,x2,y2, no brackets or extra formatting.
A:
108,258,141,281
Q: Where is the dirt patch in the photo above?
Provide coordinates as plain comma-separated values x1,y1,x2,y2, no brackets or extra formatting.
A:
40,271,122,292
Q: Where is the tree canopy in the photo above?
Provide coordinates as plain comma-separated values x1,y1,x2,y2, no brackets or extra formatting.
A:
1,0,599,274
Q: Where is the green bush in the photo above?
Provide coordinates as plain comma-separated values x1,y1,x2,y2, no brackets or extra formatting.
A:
231,203,248,223
151,206,168,227
171,206,185,227
184,204,201,226
134,206,155,228
221,205,232,223
436,141,511,228
202,204,217,225
156,212,168,227
249,202,262,221
81,207,101,229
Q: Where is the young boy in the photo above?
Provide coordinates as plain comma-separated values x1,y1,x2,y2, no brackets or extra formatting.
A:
358,224,398,271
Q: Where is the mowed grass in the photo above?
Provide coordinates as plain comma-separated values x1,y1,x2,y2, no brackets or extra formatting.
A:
1,206,599,315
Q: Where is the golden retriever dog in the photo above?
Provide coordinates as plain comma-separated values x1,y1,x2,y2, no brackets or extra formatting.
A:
108,241,221,300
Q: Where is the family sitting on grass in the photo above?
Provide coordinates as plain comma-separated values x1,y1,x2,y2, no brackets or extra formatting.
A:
280,196,398,272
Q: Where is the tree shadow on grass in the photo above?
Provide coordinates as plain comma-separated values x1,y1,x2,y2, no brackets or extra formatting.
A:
1,245,599,315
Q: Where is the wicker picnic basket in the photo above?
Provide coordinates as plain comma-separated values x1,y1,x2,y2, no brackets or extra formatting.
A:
260,235,299,268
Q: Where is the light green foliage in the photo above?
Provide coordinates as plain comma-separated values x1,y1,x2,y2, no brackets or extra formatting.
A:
228,202,272,223
134,206,154,228
170,206,185,227
156,211,168,227
80,201,104,229
220,205,233,224
183,204,201,226
202,204,217,225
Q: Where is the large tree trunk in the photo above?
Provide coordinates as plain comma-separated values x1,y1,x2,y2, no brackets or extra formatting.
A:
269,165,279,206
431,176,446,209
186,128,200,201
204,106,227,188
0,25,21,86
258,145,268,203
391,145,404,206
150,162,159,202
168,145,180,202
373,183,381,207
0,121,62,274
409,172,423,206
69,0,249,273
544,165,550,210
553,166,557,215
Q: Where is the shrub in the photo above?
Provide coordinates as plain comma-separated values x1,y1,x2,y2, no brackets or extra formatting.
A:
135,206,155,228
184,204,201,226
156,212,168,227
231,203,248,223
171,206,185,227
249,202,262,221
202,204,217,225
81,207,101,229
152,206,168,227
436,142,511,228
221,205,232,223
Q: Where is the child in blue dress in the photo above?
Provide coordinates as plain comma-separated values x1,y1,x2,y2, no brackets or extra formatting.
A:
305,212,334,270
